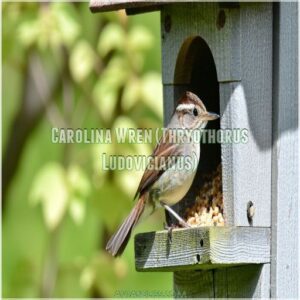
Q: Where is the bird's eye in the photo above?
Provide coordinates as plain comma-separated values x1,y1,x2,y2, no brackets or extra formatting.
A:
193,108,198,116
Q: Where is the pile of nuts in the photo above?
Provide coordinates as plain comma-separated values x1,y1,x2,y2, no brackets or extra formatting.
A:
185,164,225,227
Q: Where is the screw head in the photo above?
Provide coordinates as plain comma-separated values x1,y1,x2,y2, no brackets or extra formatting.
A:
247,201,255,226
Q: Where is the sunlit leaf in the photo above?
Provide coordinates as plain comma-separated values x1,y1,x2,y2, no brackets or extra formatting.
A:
97,23,125,57
18,20,39,47
121,77,141,112
92,80,118,124
67,165,90,225
127,26,153,52
37,8,58,49
82,251,128,297
114,169,142,197
69,197,86,225
67,164,91,198
92,57,129,123
103,56,129,87
141,72,163,117
52,3,80,47
91,143,114,185
112,115,137,133
70,40,95,82
29,163,68,230
80,265,95,290
113,258,128,279
111,116,140,155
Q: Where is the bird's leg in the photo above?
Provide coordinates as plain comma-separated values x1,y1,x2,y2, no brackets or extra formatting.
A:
161,202,191,229
163,222,177,243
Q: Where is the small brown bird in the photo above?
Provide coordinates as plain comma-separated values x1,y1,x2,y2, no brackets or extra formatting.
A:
106,91,219,256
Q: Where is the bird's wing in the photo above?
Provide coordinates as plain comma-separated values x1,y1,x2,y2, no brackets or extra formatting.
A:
134,130,182,199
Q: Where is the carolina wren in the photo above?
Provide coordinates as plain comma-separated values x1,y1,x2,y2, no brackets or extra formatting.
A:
106,91,219,256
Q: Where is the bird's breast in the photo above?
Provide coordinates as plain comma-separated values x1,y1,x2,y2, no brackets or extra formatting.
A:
151,143,200,206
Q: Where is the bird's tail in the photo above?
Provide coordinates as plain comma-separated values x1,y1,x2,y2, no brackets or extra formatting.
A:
106,195,146,256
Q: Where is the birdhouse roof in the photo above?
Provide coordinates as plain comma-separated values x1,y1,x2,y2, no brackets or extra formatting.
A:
89,0,184,13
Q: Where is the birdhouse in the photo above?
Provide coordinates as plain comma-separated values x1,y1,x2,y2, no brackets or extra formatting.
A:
90,1,298,298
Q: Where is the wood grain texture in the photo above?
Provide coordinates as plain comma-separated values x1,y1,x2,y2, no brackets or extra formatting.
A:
162,84,186,125
89,0,223,13
219,3,273,227
173,264,270,298
89,0,162,13
271,2,298,298
209,227,270,264
162,3,273,227
173,270,214,298
134,227,270,271
160,5,273,297
161,3,241,84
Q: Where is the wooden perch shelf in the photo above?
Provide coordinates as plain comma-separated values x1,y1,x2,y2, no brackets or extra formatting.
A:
135,227,270,272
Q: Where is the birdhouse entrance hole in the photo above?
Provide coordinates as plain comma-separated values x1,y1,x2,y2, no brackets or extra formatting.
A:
172,36,223,227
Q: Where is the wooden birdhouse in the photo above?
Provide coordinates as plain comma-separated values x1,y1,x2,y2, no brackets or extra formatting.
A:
90,1,298,298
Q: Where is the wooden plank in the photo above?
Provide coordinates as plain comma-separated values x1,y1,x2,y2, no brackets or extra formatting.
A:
213,264,270,297
161,3,241,84
158,4,273,299
209,227,270,264
90,0,224,13
125,6,162,15
134,227,270,271
135,227,211,271
218,3,273,227
271,2,298,298
89,0,163,13
162,3,273,228
174,264,270,297
173,270,214,298
219,82,236,226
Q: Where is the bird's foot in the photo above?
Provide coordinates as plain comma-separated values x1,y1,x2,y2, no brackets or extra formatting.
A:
161,202,191,230
179,220,191,228
164,223,177,243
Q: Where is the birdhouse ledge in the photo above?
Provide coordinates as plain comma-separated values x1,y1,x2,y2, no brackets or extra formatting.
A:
134,227,270,272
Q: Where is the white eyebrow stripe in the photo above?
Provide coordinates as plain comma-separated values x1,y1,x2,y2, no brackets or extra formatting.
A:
176,103,195,111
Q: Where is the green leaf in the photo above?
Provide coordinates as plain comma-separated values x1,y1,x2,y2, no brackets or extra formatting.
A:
66,165,90,225
141,72,163,117
103,56,129,87
121,77,141,112
112,115,137,133
69,197,86,225
52,3,81,47
18,19,39,47
93,182,131,231
92,57,129,123
80,265,95,290
29,163,68,231
67,164,91,198
80,252,128,296
114,169,143,198
97,23,125,57
127,26,153,52
92,80,118,124
91,143,114,184
112,116,138,150
70,40,95,82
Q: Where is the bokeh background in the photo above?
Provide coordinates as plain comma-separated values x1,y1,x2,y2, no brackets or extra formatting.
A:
2,3,172,297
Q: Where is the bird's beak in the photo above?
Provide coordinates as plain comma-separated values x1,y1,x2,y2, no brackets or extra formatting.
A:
203,112,219,121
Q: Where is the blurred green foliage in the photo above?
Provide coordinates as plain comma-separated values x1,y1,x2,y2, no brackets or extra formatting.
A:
2,3,172,298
